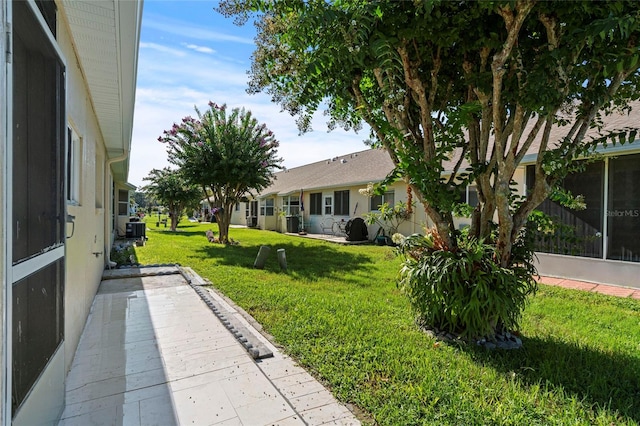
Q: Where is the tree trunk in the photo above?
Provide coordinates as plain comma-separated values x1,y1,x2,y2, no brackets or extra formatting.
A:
216,206,233,244
170,208,179,231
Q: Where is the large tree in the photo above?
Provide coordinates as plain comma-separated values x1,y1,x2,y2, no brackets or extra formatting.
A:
142,168,201,231
219,1,640,337
158,102,282,243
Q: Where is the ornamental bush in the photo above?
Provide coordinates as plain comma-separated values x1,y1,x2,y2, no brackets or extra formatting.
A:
396,229,537,341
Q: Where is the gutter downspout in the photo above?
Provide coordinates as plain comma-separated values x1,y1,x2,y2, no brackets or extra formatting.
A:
104,151,128,268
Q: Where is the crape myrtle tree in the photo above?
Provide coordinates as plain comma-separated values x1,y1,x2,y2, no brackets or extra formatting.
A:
219,0,640,338
158,102,282,243
142,168,201,231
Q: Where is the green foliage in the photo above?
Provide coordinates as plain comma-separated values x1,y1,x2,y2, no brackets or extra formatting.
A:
141,167,201,231
362,200,413,236
219,0,640,250
396,231,537,340
158,102,282,242
219,0,640,339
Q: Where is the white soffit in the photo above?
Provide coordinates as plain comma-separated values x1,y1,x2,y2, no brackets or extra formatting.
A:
59,0,142,163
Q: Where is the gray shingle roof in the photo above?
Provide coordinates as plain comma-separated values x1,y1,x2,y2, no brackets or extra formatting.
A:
260,148,395,197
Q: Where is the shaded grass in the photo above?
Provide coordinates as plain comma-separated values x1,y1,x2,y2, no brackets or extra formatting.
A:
136,219,640,425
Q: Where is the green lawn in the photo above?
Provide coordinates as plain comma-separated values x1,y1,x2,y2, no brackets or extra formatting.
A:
135,219,640,425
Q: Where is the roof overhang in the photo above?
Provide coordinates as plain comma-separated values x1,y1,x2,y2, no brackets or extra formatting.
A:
58,0,143,183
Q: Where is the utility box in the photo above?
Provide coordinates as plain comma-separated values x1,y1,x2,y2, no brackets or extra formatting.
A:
126,222,146,239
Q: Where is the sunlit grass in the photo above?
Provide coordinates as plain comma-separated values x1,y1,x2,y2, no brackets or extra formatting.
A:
135,218,640,425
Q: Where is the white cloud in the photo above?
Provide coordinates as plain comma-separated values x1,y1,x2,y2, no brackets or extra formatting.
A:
183,43,215,54
143,13,254,45
139,42,187,57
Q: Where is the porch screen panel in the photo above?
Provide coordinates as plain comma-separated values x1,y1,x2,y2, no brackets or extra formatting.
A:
526,162,604,258
12,260,64,412
12,1,65,264
607,154,640,262
11,1,66,415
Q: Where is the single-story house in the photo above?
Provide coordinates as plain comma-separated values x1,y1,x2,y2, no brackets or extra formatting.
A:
245,149,432,238
0,1,142,424
239,107,640,289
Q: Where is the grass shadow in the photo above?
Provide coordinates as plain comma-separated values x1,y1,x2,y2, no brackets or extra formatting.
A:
194,241,376,282
464,335,640,421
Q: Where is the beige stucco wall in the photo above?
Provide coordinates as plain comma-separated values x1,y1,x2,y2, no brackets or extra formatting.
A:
59,19,111,374
230,202,247,226
275,181,428,239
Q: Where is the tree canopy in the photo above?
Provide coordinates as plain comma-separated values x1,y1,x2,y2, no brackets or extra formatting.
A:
158,102,282,242
142,167,201,231
219,0,640,266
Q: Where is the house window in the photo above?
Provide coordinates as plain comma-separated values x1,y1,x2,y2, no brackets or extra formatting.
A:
67,127,82,204
118,190,129,216
12,0,65,413
310,193,322,215
283,196,300,216
235,203,240,211
334,190,350,216
95,150,103,208
458,186,479,207
324,195,333,215
607,153,640,262
370,191,395,211
260,198,274,216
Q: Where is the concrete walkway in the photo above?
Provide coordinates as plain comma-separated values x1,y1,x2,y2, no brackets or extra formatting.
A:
58,266,360,426
57,262,638,426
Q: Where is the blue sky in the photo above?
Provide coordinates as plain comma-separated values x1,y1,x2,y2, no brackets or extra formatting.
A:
129,0,369,187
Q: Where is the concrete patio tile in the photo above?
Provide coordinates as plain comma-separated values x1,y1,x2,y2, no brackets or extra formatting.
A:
289,389,341,413
60,394,124,419
269,415,307,426
210,416,243,426
138,392,179,425
65,367,169,405
257,357,308,380
299,403,360,426
220,370,282,408
234,394,301,426
274,375,328,400
58,404,120,426
169,380,238,425
168,362,255,392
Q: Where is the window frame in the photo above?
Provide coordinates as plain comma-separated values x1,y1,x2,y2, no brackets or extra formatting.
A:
310,192,322,215
369,191,395,211
334,190,350,216
324,195,333,216
260,198,274,216
283,195,300,216
66,126,82,205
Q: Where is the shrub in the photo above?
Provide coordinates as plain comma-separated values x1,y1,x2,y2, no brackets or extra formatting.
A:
395,229,537,340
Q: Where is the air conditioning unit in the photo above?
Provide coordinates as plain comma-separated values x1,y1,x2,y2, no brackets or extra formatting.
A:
126,222,146,239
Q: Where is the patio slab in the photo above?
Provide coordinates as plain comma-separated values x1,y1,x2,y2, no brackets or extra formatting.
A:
58,266,360,426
